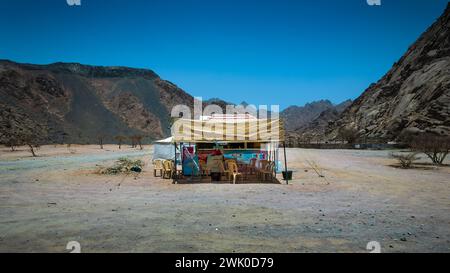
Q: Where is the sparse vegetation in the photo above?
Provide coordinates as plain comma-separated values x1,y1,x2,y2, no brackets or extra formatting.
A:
130,135,144,150
130,136,137,148
100,158,144,175
411,134,450,165
20,134,40,157
390,152,420,169
6,137,19,152
97,134,106,149
115,135,127,149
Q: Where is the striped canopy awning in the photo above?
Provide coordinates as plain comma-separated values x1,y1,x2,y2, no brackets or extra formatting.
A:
171,117,285,143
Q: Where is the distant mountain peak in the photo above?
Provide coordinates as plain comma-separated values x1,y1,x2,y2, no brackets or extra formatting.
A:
282,99,351,131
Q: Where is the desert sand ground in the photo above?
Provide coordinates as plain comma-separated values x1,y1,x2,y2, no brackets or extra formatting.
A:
0,144,449,253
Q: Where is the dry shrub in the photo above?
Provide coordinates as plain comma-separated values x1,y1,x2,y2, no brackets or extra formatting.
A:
390,152,420,169
100,158,144,175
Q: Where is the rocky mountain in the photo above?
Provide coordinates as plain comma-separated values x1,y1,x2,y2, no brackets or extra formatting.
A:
289,100,353,140
324,3,450,140
203,98,235,111
281,100,351,131
2,4,448,145
0,60,194,144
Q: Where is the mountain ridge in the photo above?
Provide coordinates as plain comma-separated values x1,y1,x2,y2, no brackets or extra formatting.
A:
297,3,450,141
1,3,449,145
0,59,194,144
281,99,352,132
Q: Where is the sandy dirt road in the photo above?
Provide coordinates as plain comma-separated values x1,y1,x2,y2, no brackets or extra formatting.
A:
0,145,449,252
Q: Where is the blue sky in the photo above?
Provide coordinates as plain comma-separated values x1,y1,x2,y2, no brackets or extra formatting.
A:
0,0,448,109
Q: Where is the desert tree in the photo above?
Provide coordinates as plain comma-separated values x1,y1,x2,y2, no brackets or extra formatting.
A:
0,132,19,151
287,137,293,148
129,135,137,148
411,134,450,165
296,137,302,147
114,135,127,149
1,112,19,151
303,134,313,144
286,136,296,148
129,135,144,149
397,130,416,145
134,135,144,150
97,134,106,149
5,135,19,152
60,132,71,147
338,127,359,144
19,134,40,157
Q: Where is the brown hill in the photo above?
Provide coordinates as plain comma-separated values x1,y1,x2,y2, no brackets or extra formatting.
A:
0,60,193,144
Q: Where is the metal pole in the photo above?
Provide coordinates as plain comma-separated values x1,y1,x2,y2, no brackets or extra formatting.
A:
180,143,183,176
275,145,278,179
173,142,177,184
283,141,288,185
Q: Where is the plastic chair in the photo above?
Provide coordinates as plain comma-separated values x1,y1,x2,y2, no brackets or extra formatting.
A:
227,161,243,184
256,160,269,180
248,158,257,175
153,159,164,177
162,160,174,179
260,161,275,181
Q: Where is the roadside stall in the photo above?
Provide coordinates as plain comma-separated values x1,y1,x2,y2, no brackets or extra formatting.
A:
168,114,289,184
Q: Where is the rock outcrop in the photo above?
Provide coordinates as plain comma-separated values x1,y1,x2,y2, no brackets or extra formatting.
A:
326,3,450,140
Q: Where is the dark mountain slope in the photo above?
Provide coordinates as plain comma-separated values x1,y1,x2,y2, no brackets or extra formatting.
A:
0,60,194,144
